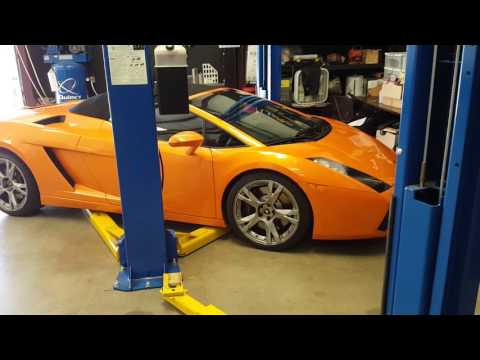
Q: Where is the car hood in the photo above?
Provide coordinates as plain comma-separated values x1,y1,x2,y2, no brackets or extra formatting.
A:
269,119,396,184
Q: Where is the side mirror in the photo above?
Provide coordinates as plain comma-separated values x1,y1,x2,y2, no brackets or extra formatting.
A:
168,131,204,155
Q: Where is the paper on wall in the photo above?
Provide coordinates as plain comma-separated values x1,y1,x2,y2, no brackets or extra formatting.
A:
107,45,148,85
246,45,257,84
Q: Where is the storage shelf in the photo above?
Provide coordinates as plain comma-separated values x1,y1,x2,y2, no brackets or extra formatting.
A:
326,63,384,71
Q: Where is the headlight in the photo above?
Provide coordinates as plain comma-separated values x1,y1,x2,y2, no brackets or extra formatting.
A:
309,157,391,193
311,158,347,175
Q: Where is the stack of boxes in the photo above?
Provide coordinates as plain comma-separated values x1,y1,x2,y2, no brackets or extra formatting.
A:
367,78,384,97
379,52,407,109
363,49,381,64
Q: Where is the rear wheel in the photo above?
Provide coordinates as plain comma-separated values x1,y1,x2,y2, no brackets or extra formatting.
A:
0,151,41,216
226,171,312,251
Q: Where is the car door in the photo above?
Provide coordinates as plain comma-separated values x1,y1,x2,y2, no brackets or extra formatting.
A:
75,119,120,204
156,113,216,220
77,114,217,221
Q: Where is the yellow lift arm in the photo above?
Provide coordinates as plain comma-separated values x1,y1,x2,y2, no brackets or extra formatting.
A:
84,210,227,315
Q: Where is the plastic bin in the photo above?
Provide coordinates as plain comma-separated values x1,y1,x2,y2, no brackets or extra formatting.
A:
384,67,405,82
385,52,407,71
384,52,407,83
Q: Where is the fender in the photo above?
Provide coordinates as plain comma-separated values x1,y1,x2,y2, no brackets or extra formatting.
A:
213,151,316,221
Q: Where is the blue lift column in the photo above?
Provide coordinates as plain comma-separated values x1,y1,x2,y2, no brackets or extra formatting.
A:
429,45,480,314
384,45,480,314
382,46,437,314
256,45,281,101
102,45,177,291
256,45,267,98
268,45,282,101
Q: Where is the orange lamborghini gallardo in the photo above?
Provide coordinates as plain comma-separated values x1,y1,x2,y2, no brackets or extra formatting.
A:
0,88,395,250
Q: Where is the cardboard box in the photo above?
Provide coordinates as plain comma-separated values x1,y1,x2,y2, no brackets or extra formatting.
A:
368,85,382,97
380,95,403,109
381,83,403,99
367,79,383,97
364,49,381,64
367,79,379,88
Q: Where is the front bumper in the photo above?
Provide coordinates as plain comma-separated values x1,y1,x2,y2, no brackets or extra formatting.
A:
306,183,393,240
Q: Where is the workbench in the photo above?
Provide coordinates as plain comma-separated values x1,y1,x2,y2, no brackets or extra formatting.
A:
352,95,402,116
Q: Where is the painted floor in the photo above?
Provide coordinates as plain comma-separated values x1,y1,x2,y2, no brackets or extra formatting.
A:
1,207,474,315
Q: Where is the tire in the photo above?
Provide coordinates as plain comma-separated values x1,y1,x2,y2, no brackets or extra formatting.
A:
0,150,41,216
226,171,312,251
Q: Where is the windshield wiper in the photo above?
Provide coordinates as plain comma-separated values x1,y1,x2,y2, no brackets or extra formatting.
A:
203,109,224,118
296,121,326,137
265,134,319,146
266,121,329,146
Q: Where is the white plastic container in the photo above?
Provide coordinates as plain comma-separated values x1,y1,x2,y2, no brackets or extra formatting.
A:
384,52,407,83
384,52,407,71
345,75,367,97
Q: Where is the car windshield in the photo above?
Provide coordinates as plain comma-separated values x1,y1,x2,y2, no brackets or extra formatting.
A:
190,90,331,145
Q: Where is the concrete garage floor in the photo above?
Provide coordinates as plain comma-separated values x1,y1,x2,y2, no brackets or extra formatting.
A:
0,207,478,315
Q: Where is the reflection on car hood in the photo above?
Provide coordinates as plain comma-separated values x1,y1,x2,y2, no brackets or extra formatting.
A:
269,118,396,184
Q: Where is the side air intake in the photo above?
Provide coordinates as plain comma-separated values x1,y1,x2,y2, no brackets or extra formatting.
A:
44,147,75,188
35,116,65,126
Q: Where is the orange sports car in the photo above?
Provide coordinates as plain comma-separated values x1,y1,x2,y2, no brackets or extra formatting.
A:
0,88,395,250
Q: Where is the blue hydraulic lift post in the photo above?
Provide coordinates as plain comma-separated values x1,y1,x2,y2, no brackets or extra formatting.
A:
384,45,480,314
268,45,282,101
257,45,269,98
102,45,171,291
429,45,480,314
256,45,281,100
383,45,436,314
256,45,264,95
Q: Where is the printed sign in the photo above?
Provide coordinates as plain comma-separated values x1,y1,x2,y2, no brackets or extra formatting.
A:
107,45,148,85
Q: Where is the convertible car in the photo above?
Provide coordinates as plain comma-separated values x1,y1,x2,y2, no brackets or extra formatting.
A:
0,88,395,250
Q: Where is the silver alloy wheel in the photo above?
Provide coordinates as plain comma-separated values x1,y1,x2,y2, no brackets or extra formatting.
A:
0,158,28,212
233,179,300,246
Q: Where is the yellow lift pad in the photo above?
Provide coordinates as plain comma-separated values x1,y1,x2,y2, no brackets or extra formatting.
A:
160,273,225,315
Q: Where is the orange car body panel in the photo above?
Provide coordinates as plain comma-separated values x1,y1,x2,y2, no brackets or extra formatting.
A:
0,89,396,239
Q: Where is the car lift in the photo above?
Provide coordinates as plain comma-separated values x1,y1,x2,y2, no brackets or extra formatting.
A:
98,44,480,316
100,45,225,315
259,44,480,315
84,210,226,314
382,45,480,314
85,210,227,259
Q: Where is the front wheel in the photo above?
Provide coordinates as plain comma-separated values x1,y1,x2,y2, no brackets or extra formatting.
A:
226,172,312,251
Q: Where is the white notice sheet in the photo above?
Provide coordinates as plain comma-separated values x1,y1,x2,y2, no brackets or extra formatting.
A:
107,45,148,85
